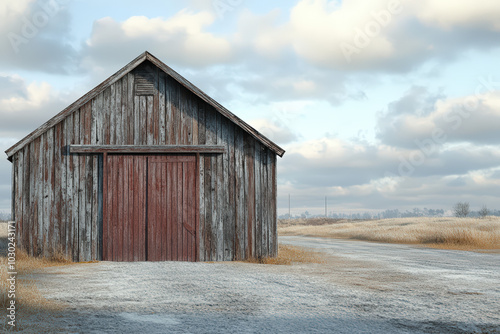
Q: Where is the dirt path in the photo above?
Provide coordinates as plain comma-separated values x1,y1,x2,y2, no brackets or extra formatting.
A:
19,237,500,333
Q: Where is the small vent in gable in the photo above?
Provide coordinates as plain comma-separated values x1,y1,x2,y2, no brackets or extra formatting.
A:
135,69,155,95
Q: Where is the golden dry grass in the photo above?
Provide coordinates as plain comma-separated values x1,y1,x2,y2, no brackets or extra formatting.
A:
0,249,73,331
279,217,500,251
244,244,326,265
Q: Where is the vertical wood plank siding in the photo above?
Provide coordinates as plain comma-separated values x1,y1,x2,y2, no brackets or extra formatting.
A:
21,147,30,251
12,61,278,261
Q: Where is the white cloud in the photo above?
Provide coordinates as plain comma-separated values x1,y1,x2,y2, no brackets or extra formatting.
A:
293,80,317,94
377,87,500,147
414,0,500,30
0,0,77,73
0,0,32,24
0,75,70,138
83,11,232,69
234,10,291,60
77,1,500,107
289,0,404,68
267,0,500,71
1,81,52,111
249,119,298,145
120,12,214,38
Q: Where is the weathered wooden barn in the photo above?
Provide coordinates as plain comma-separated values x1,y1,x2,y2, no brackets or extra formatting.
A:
6,51,285,262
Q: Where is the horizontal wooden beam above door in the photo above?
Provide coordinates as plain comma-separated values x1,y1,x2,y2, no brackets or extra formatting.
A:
68,145,226,154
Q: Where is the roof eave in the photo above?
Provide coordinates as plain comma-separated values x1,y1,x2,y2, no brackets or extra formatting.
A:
5,51,285,159
145,53,286,157
5,52,149,159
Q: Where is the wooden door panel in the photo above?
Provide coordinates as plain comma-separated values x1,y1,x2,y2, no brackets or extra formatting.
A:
103,155,147,261
147,155,197,261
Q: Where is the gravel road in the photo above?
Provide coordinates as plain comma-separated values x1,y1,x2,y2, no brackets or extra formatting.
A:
22,237,500,333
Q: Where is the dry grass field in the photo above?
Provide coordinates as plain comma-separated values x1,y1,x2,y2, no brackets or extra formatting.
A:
0,222,73,331
0,250,72,331
278,216,500,251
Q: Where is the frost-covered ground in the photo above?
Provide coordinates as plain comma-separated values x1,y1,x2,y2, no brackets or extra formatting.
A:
21,237,500,333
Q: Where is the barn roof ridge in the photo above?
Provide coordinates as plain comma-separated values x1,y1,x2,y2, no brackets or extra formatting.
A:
5,51,285,160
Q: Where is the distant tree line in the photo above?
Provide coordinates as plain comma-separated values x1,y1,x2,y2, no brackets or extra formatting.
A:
453,202,492,218
279,208,446,220
279,206,500,220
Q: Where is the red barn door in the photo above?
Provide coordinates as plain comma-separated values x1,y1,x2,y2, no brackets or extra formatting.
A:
103,155,197,261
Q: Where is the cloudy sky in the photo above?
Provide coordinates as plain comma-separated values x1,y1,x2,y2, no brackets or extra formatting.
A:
1,0,500,216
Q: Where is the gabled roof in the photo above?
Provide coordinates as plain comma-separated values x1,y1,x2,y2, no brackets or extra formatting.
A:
5,51,285,160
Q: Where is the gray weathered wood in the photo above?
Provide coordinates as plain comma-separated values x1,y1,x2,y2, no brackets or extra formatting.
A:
78,108,87,261
69,145,226,154
192,98,198,146
120,77,127,145
11,155,16,222
172,76,180,145
108,85,115,144
61,117,69,257
72,110,80,261
134,96,140,145
215,112,224,261
254,142,262,258
152,67,160,145
262,147,268,257
127,73,135,145
27,141,35,255
235,130,245,260
53,124,62,254
29,140,37,255
105,84,116,145
30,140,38,255
198,154,205,261
98,154,103,260
243,133,255,258
228,120,237,260
84,154,93,261
14,150,21,249
147,95,154,145
14,152,21,245
159,71,166,145
165,75,174,145
185,87,194,145
37,134,44,256
65,115,74,258
115,81,123,145
205,106,217,261
91,101,99,260
44,130,53,256
140,96,147,144
22,146,31,251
